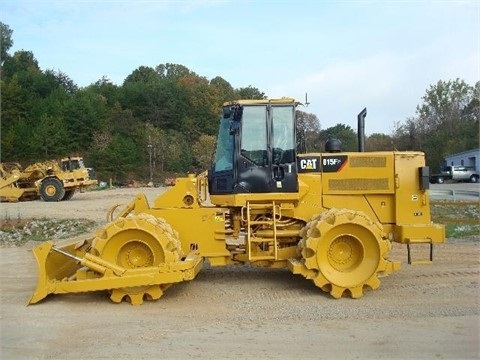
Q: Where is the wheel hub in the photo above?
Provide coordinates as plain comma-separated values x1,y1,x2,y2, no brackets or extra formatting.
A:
118,241,153,268
327,235,364,271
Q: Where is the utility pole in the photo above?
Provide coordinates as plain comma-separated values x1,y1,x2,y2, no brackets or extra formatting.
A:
147,136,153,185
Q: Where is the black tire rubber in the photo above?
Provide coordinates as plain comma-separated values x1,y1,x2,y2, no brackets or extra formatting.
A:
62,189,75,201
40,178,66,202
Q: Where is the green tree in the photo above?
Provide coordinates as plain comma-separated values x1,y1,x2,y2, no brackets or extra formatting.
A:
320,124,357,152
296,110,321,152
0,75,28,159
88,76,121,107
144,127,192,175
63,89,107,153
463,81,480,121
46,69,78,94
120,80,177,129
178,74,221,137
123,66,159,85
0,22,13,64
164,130,193,173
365,133,395,151
107,103,137,137
192,134,216,171
417,79,473,132
235,86,266,99
5,119,36,161
210,76,235,101
2,50,40,80
393,79,479,171
155,63,194,79
1,51,55,160
32,114,69,158
101,134,141,182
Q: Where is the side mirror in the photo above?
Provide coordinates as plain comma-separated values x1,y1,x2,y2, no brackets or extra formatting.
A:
229,121,240,135
228,104,243,134
223,107,231,119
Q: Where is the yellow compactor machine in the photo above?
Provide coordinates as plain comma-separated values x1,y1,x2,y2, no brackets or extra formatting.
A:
29,98,445,305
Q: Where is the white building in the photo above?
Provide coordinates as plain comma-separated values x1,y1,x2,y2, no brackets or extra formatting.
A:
444,148,480,171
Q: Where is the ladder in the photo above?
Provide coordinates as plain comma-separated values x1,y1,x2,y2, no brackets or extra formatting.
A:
245,201,279,261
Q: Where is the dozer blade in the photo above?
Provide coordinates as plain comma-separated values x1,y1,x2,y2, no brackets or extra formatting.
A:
28,238,204,305
29,240,84,305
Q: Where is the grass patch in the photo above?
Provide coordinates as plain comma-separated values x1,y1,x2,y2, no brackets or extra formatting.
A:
430,201,479,239
0,217,97,247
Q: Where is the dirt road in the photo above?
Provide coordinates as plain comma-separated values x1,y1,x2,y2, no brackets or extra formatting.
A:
0,187,478,359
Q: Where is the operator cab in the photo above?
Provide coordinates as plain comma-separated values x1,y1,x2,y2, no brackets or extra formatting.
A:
208,99,298,194
61,157,84,171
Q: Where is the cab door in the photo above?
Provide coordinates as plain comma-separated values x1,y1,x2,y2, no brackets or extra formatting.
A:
234,104,298,193
269,105,298,192
234,105,271,193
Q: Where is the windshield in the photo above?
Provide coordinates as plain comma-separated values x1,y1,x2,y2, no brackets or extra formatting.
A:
213,118,234,172
61,158,83,171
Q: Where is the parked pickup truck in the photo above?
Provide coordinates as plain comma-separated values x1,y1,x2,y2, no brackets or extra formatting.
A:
429,166,479,184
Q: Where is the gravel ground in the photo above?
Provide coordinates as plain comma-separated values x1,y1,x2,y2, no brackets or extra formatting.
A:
0,187,479,359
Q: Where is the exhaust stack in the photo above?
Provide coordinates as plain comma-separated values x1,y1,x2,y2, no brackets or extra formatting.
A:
357,108,367,152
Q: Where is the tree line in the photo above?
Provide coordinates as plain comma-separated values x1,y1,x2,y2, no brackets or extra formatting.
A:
1,22,478,183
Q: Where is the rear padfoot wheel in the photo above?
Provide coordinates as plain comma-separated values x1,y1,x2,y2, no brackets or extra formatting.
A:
301,209,399,299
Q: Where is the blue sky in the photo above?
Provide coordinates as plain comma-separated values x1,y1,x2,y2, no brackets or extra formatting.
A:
2,0,479,134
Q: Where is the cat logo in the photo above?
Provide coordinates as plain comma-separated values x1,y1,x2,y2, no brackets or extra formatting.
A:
300,159,318,170
297,156,320,173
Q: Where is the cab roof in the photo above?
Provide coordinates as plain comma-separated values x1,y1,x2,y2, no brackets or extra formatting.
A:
223,98,301,106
